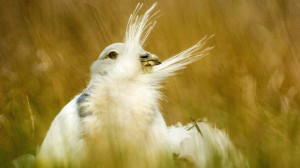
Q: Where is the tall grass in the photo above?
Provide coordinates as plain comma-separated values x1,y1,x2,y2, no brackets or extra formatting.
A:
0,0,299,167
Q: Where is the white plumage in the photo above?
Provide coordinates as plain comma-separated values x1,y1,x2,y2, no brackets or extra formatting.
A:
37,3,247,168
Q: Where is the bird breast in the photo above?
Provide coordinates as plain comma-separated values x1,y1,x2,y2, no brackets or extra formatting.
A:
80,79,165,146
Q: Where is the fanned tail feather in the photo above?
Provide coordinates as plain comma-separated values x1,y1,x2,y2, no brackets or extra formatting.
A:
168,121,248,168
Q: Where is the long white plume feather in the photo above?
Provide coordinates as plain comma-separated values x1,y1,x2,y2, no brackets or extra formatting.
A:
144,36,214,84
153,36,213,77
124,3,158,46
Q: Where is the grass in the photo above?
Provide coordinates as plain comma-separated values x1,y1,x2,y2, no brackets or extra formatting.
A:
0,0,300,167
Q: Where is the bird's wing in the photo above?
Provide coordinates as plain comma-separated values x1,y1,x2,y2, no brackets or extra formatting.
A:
36,95,85,167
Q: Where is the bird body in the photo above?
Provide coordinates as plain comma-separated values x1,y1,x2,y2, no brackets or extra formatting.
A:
36,3,247,168
37,42,172,167
38,64,172,166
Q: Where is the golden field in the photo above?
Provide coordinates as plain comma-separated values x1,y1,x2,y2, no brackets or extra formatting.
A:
0,0,299,167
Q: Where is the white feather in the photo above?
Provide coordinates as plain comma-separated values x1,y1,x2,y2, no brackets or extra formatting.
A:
37,95,85,166
168,122,247,167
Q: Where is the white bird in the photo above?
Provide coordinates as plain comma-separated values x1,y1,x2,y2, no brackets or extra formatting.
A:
36,3,247,168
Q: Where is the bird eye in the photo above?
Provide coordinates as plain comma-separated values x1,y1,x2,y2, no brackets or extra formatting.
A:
107,51,118,59
140,54,150,59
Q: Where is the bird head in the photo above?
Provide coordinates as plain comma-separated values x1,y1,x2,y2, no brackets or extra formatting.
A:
90,3,212,85
91,43,161,77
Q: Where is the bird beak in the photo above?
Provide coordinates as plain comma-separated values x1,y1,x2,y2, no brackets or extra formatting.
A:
140,54,161,67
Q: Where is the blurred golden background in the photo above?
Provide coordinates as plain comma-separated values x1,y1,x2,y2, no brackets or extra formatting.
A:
0,0,299,167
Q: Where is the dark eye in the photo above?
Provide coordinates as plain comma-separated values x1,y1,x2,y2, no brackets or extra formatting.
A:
140,54,150,59
107,51,118,59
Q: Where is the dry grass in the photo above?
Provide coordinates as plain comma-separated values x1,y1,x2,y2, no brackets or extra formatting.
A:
1,0,300,167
